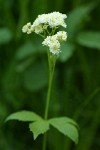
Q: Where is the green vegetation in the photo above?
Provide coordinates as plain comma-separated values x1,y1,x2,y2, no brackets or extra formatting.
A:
0,0,100,150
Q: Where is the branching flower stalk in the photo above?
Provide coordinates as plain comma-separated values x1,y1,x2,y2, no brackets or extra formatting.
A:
22,12,67,150
5,12,79,150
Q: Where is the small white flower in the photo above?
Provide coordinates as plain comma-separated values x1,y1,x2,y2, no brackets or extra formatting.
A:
47,12,67,28
43,24,48,30
33,24,43,34
56,31,67,41
49,40,61,54
22,22,32,34
42,35,61,54
38,14,48,24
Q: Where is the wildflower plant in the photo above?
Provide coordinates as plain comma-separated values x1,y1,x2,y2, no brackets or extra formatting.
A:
5,12,79,150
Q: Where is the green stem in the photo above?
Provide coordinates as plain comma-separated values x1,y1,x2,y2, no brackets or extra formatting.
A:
44,62,54,120
42,52,56,150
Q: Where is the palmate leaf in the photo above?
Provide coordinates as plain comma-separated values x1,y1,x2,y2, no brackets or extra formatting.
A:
0,28,13,45
67,4,94,39
76,31,100,49
23,62,48,91
16,42,36,60
29,119,49,139
5,111,42,122
49,117,79,144
5,112,79,143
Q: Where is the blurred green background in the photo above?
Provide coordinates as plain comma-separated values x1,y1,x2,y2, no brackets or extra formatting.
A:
0,0,100,150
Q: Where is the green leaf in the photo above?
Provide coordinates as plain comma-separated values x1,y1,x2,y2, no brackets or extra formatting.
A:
16,42,36,60
5,111,42,122
16,58,34,72
59,43,75,62
23,62,48,91
67,4,94,38
49,117,78,128
0,28,12,45
29,120,49,139
16,40,46,60
76,31,100,49
49,117,79,144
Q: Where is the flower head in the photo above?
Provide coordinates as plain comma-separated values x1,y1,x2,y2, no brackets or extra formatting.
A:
22,12,67,34
46,12,67,28
22,22,32,34
32,12,67,30
56,31,67,41
42,35,60,54
22,12,67,55
42,31,67,55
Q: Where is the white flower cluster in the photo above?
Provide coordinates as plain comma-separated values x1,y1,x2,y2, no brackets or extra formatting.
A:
22,12,67,34
32,12,67,34
42,31,67,54
22,12,67,55
22,22,32,34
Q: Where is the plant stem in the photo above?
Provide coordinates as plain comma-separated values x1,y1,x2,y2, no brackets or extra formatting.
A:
42,52,56,150
42,133,47,150
44,62,54,120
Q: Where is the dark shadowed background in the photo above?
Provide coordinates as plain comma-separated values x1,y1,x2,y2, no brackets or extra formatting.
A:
0,0,100,150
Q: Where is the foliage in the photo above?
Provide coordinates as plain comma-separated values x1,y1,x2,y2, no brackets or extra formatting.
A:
6,111,78,143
